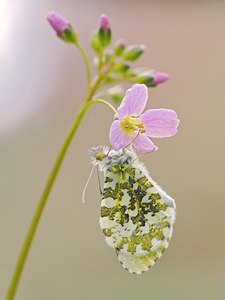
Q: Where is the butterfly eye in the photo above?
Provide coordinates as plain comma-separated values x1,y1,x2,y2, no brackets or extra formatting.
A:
96,152,105,161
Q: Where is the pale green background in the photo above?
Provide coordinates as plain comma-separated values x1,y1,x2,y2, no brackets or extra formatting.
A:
1,0,225,299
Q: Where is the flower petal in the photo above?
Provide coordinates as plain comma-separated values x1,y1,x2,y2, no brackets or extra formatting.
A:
140,109,180,138
100,14,110,31
109,120,132,150
47,11,69,36
117,84,148,119
133,134,158,153
152,71,169,86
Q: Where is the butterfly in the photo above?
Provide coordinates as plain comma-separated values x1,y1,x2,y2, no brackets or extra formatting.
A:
89,146,176,274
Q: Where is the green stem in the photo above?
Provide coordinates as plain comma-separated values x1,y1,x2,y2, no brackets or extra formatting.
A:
84,76,102,103
5,98,116,300
92,98,117,114
84,61,115,102
97,49,103,76
77,43,91,90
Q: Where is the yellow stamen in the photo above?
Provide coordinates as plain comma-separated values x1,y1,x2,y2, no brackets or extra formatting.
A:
120,116,145,135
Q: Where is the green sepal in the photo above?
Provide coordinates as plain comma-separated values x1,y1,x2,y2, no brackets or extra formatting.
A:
104,50,114,64
90,31,102,52
123,45,145,62
135,71,154,87
103,75,117,84
98,28,112,47
113,62,130,73
114,40,125,56
107,85,124,104
109,93,124,104
60,27,78,44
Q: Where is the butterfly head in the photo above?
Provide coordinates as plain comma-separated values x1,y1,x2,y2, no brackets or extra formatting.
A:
89,146,138,172
89,146,108,165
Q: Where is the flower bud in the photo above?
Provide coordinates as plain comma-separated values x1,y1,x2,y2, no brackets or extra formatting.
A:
47,12,78,44
93,49,113,67
151,71,169,86
108,85,124,104
100,14,110,31
113,62,130,73
90,31,101,52
136,70,169,87
135,71,152,87
104,49,114,63
103,75,117,84
98,14,111,47
114,40,125,56
123,44,145,62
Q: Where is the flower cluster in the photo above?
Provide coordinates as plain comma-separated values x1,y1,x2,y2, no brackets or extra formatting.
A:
47,12,170,93
46,12,179,153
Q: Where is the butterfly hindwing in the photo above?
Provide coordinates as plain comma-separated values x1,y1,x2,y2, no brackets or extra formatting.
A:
100,161,175,274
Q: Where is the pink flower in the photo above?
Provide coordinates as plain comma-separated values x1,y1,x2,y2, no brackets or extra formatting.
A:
47,11,70,36
109,84,180,153
100,14,110,31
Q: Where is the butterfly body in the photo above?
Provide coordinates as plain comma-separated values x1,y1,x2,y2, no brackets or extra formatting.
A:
89,146,176,274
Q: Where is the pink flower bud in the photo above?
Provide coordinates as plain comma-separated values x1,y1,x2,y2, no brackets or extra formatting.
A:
152,71,169,85
47,11,70,36
100,14,110,32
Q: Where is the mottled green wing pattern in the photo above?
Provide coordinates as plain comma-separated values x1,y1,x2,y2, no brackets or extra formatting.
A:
100,163,175,274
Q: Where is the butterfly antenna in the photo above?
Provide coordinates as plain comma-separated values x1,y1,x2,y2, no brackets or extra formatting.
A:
106,146,112,157
82,164,95,203
97,166,103,195
134,145,157,162
123,131,140,150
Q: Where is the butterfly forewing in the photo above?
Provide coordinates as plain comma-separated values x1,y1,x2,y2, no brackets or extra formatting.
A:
100,161,175,274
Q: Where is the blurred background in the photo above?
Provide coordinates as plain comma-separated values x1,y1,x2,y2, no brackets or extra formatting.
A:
1,0,225,299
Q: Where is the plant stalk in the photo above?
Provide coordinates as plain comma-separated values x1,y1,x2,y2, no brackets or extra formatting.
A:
5,98,116,300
